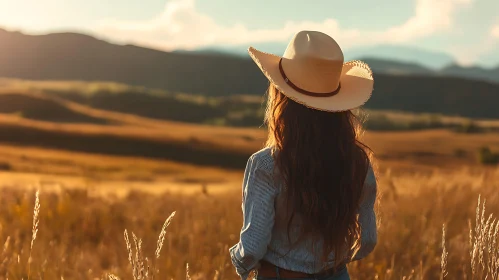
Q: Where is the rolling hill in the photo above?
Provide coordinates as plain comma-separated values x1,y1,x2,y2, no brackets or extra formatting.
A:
2,79,499,133
0,92,110,124
194,43,457,69
2,89,499,171
0,78,266,127
0,90,265,169
1,28,499,119
440,64,499,84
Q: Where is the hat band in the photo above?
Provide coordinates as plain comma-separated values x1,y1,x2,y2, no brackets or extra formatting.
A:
279,58,341,97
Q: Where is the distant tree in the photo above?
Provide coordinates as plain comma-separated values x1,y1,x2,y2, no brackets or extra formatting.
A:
456,121,483,134
0,162,12,171
477,146,499,165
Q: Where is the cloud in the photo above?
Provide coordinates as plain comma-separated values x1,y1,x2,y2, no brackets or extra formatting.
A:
492,25,499,38
445,22,499,66
95,0,361,50
376,0,472,43
95,0,472,51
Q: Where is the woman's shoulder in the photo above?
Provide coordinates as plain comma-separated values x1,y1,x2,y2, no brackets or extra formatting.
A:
249,147,274,170
247,148,281,192
365,161,377,187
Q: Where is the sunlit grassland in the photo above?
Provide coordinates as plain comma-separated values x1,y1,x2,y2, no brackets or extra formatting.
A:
1,161,499,279
2,77,499,278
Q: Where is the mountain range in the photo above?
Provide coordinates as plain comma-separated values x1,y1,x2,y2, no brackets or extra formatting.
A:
193,43,457,69
0,28,264,96
357,58,499,85
1,28,499,119
191,44,499,84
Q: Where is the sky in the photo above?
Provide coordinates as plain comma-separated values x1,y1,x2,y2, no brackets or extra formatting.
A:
0,0,498,67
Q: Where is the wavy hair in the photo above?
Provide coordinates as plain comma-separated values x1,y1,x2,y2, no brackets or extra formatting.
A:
265,84,372,269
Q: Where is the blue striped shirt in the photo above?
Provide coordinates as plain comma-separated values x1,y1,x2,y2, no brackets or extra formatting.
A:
229,147,378,280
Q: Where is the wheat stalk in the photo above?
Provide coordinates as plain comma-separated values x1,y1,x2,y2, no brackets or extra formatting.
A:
491,222,499,279
108,273,120,280
156,211,176,259
2,236,10,256
468,194,499,280
186,263,192,280
145,257,150,279
441,224,448,280
152,211,176,279
124,229,137,280
132,232,145,279
121,211,176,280
470,195,482,279
0,236,11,273
486,219,496,279
28,190,40,280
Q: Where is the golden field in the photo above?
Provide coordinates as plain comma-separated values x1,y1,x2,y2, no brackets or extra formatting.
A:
1,82,499,279
1,128,499,280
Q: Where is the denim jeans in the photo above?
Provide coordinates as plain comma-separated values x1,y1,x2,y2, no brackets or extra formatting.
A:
255,265,350,280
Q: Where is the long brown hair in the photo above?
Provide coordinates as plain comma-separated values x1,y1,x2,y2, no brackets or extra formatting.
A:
265,84,372,269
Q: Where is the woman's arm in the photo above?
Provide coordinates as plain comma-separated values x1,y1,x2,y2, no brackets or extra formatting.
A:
229,153,277,280
352,164,378,261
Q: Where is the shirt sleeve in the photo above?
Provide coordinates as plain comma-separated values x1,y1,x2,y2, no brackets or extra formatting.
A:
352,164,378,261
229,154,277,280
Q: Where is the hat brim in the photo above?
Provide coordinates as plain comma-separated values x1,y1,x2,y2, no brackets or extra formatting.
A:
248,47,374,112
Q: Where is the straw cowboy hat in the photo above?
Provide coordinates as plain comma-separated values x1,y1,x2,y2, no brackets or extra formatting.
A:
248,30,374,112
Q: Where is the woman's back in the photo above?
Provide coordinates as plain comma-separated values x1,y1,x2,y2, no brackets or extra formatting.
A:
230,148,377,279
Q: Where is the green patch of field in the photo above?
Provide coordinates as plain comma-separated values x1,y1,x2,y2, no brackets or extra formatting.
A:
2,78,499,132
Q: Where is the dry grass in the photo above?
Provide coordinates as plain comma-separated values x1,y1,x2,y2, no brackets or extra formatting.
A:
467,195,499,279
441,224,448,280
1,166,499,279
0,119,499,279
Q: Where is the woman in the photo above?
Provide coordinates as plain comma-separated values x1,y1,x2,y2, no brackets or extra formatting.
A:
229,30,377,280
